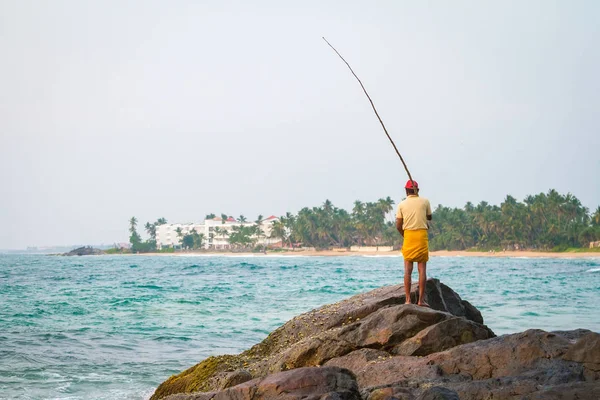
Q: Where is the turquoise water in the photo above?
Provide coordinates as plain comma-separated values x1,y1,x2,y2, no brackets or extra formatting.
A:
1,254,599,399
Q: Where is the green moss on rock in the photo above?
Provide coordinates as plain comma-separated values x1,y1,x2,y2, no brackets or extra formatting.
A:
150,355,242,400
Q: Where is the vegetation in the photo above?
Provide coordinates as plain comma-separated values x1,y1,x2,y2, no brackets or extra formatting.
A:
278,190,599,251
428,190,599,251
280,197,396,249
127,189,599,253
128,217,168,253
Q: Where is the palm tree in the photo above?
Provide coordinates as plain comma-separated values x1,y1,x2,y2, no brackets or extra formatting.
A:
171,227,182,249
156,217,167,225
593,207,600,226
145,222,156,240
269,220,286,247
377,196,395,216
128,216,141,248
238,215,247,223
323,199,334,214
196,233,206,249
253,215,264,248
129,217,138,235
214,227,229,248
205,213,216,220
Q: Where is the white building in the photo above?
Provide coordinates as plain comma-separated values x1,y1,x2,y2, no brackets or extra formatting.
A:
155,216,281,250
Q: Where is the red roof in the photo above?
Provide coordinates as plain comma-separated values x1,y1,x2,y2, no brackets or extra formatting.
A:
265,215,278,220
227,217,236,222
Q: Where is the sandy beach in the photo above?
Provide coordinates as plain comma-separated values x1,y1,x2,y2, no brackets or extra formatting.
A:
139,249,599,259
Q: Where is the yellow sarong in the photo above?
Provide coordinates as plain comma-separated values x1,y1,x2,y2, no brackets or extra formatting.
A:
402,229,429,262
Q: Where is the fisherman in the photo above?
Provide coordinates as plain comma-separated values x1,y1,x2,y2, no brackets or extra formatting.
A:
396,180,432,307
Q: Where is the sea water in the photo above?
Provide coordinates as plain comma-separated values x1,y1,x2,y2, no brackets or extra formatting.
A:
0,254,599,399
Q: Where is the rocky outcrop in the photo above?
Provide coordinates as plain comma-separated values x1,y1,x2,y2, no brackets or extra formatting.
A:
348,329,597,399
151,279,600,400
62,246,104,256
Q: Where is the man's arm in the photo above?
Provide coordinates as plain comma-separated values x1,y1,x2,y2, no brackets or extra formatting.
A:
396,218,404,237
426,200,432,221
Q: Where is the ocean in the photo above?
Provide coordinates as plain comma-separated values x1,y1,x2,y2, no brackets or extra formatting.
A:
1,254,599,399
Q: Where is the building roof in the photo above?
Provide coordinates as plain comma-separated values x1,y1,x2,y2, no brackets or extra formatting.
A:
265,215,278,220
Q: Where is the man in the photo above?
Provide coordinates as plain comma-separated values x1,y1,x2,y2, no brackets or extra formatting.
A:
396,180,432,306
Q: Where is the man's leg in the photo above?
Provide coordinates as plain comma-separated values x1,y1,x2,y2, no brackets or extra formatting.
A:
404,260,414,304
417,262,429,306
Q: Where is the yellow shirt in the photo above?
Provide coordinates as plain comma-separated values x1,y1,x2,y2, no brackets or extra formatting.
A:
396,195,432,230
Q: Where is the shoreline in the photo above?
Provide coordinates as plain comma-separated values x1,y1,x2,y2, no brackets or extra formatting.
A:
129,249,600,259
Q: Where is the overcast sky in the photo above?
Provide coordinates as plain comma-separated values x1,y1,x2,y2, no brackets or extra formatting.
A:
1,1,599,249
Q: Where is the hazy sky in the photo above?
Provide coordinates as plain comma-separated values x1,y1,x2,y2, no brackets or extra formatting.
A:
1,1,599,249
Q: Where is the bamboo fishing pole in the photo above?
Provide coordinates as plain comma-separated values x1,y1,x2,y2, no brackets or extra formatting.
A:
322,37,417,192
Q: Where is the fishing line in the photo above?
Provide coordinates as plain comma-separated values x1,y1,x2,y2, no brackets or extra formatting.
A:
323,37,417,191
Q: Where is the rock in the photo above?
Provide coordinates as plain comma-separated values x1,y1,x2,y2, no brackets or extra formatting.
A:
392,317,493,356
324,349,391,371
219,369,253,389
150,279,491,399
150,280,599,400
350,355,439,388
162,367,360,400
563,332,600,380
355,329,596,400
526,382,600,399
427,329,585,380
264,305,454,373
63,246,105,256
563,332,600,367
366,386,413,400
424,281,484,325
416,387,459,400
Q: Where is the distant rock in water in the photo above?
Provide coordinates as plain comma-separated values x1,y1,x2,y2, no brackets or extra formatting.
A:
63,246,105,256
150,279,600,400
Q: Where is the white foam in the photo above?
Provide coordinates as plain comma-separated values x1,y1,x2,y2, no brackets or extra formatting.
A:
174,253,224,257
265,254,307,258
586,267,600,273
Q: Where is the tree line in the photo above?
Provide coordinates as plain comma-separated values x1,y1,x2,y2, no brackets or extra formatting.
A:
125,189,600,252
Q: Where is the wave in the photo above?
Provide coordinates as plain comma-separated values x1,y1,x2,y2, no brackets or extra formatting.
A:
136,284,162,290
182,264,203,270
362,255,401,258
586,267,600,273
152,335,192,342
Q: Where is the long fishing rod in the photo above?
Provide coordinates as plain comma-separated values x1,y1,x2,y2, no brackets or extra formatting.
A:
322,37,417,191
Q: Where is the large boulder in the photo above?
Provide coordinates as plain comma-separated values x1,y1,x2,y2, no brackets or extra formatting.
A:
150,279,491,399
392,317,493,356
150,280,599,400
349,329,597,400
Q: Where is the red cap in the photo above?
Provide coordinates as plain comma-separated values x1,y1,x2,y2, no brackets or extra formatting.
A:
405,180,419,189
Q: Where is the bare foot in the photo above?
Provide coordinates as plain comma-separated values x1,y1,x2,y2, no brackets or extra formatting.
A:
417,302,430,308
404,301,412,305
